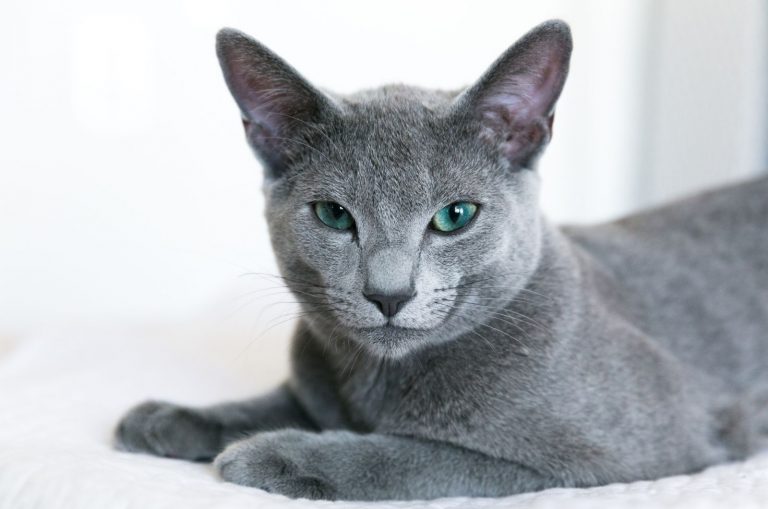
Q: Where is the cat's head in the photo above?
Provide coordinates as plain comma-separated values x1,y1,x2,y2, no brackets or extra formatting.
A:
216,21,572,358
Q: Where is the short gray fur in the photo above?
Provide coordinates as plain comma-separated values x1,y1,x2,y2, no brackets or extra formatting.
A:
114,20,768,500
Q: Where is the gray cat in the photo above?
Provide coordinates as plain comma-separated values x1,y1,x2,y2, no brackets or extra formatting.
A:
114,20,768,500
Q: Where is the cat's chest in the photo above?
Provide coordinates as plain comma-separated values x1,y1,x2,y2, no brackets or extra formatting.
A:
292,334,610,471
336,357,608,474
336,350,527,440
292,326,579,460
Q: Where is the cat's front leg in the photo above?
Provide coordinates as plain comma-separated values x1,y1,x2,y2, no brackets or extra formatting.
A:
214,429,557,500
114,384,316,461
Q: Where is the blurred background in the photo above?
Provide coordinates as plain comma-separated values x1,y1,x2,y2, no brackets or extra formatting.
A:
1,0,766,366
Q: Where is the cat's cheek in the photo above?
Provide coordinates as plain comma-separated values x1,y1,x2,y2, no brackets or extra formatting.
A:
302,235,357,283
382,267,448,330
424,221,505,272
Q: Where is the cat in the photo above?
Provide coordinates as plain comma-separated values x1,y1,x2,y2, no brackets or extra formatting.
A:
114,20,768,501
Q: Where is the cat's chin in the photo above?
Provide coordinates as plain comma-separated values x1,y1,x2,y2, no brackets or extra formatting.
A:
349,324,443,359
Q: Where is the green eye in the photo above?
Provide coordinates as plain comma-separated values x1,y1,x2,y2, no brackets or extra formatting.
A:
431,202,478,233
313,201,354,231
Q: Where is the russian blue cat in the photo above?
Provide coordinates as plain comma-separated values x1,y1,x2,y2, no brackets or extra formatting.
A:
115,20,768,500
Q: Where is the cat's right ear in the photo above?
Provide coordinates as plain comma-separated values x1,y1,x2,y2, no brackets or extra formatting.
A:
216,29,338,179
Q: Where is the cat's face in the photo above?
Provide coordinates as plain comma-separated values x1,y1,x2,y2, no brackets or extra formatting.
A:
264,92,544,357
217,21,571,357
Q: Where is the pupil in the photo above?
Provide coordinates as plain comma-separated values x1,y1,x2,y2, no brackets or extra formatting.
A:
449,204,462,223
331,203,344,219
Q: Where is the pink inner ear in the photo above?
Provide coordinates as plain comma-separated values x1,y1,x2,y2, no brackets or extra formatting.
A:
219,36,320,143
479,111,550,164
472,38,568,165
236,72,300,136
217,29,336,176
479,48,564,129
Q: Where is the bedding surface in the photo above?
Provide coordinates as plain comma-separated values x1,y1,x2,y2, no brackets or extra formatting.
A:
1,327,767,509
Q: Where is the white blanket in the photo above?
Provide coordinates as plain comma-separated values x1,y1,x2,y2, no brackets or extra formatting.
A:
2,328,767,509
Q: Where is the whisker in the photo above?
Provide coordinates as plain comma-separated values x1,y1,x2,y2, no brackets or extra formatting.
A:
432,301,532,344
449,290,552,304
431,304,525,344
444,299,552,334
230,290,344,327
325,321,343,348
431,308,527,356
340,340,366,379
261,302,344,328
239,272,328,291
233,307,340,361
442,285,556,302
232,288,301,305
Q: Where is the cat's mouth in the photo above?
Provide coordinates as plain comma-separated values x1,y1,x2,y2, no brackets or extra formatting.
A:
352,325,435,358
355,322,432,333
338,295,461,345
344,311,458,357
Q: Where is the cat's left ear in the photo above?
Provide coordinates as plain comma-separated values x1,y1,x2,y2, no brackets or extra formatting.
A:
453,20,572,169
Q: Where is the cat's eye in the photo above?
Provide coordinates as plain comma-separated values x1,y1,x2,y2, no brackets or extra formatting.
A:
313,201,355,231
430,202,478,233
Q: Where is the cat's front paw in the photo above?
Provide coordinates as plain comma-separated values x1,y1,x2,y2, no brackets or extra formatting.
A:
214,430,337,500
114,400,222,461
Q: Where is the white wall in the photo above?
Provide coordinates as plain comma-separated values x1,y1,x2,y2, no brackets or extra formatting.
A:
0,0,765,337
638,0,768,206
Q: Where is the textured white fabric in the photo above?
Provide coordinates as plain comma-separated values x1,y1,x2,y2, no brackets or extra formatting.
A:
1,329,767,509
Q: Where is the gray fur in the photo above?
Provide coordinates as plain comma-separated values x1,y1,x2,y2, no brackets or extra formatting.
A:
114,20,768,500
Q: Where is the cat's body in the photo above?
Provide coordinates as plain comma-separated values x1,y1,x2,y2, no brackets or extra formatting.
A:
115,21,768,500
565,179,768,399
289,176,768,487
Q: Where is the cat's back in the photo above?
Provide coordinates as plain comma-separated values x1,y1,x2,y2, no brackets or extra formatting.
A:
565,176,768,266
562,176,768,390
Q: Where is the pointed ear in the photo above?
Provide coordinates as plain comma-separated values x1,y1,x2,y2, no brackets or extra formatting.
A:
216,28,337,178
455,20,572,169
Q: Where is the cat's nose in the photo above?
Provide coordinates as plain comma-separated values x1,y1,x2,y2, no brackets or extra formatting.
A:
364,291,415,318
